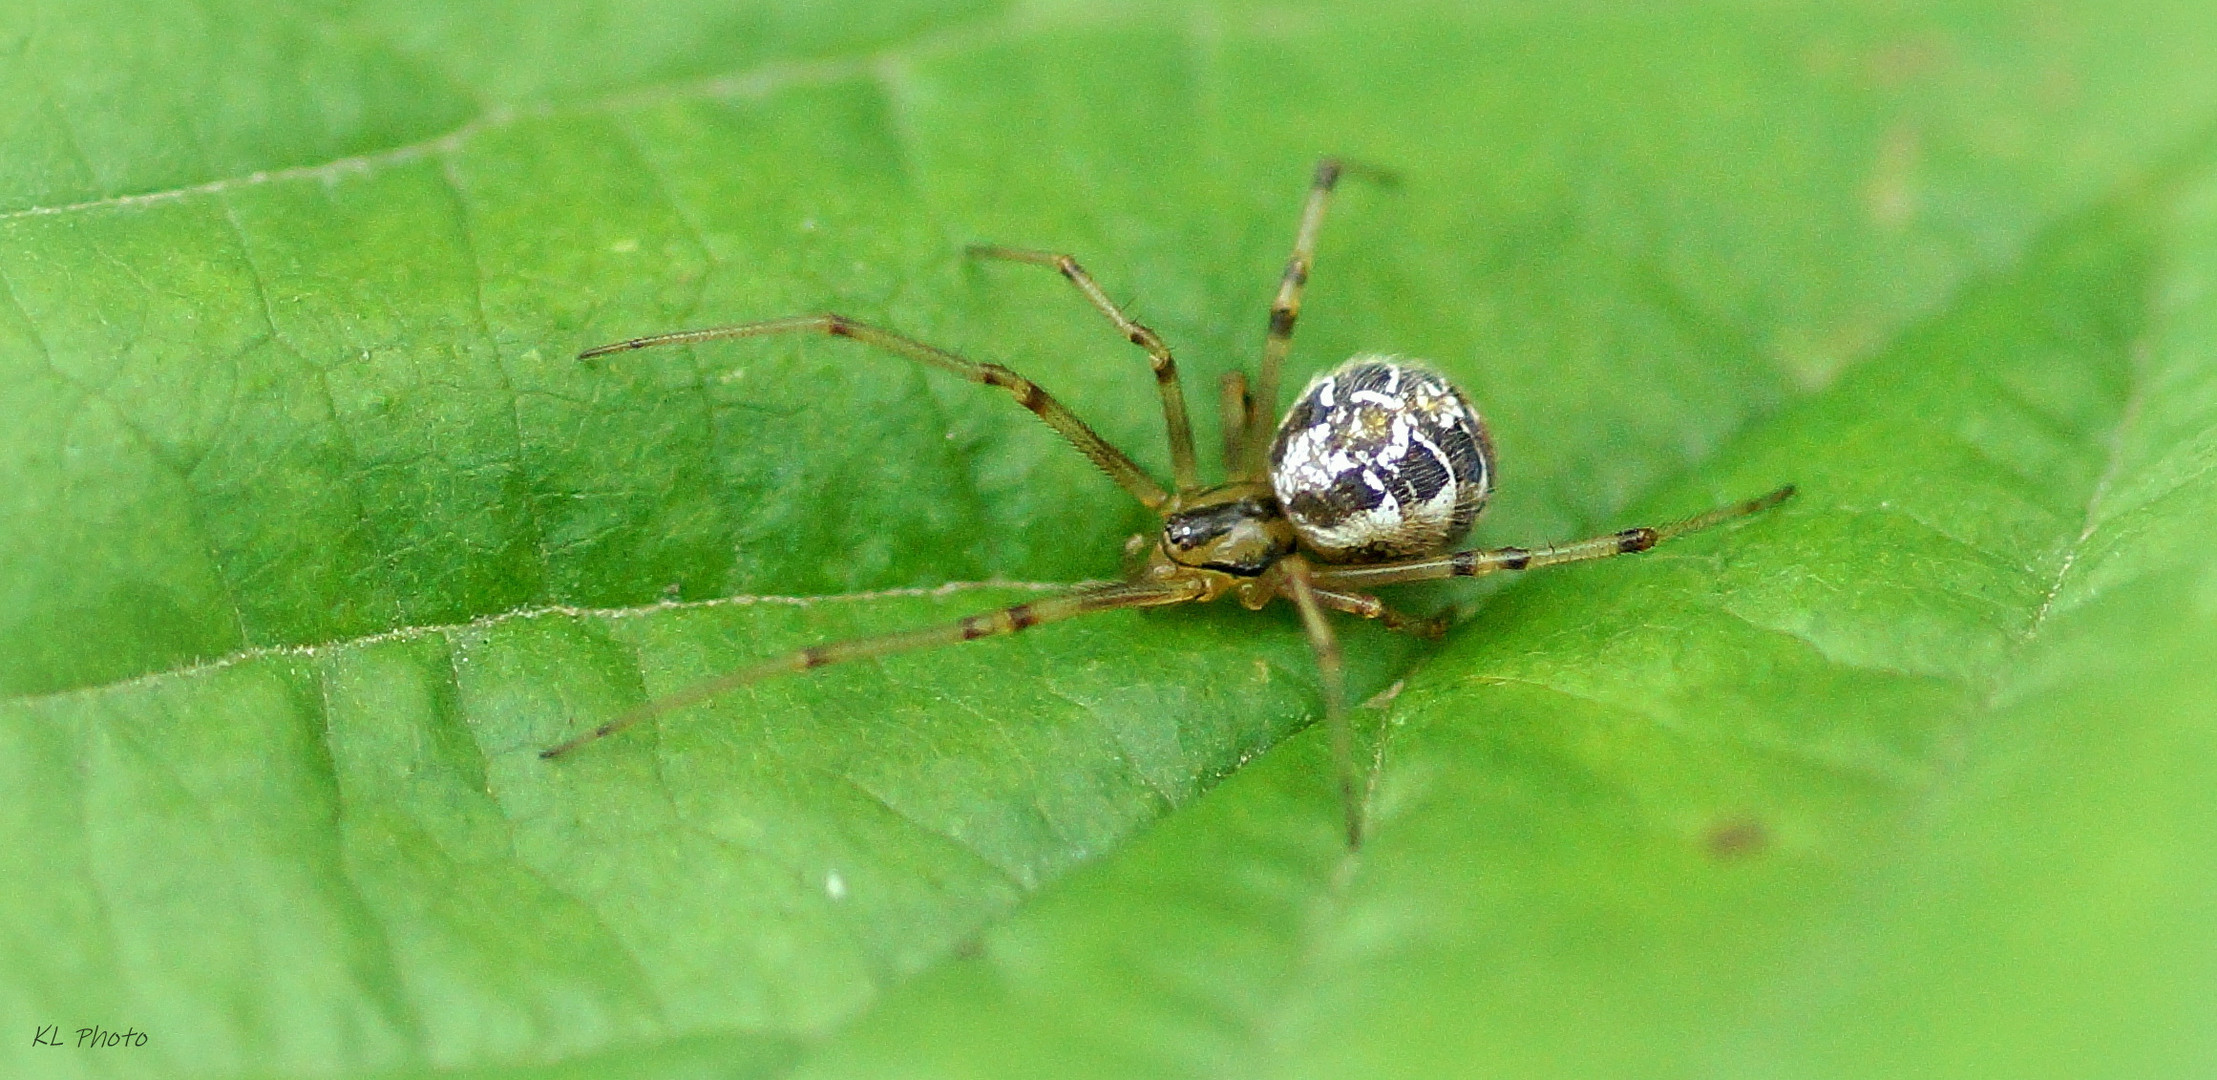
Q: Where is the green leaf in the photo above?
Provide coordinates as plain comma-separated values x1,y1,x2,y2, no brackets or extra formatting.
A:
5,2,2215,1078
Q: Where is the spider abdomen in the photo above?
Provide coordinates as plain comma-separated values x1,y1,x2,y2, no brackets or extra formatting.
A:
1268,356,1494,562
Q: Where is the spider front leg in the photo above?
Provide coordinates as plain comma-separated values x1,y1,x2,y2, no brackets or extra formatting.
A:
541,580,1204,760
1277,571,1444,851
1312,485,1796,590
1279,558,1366,849
579,313,1171,510
967,245,1202,492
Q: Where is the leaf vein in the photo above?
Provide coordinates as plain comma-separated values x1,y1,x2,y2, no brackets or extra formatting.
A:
434,155,559,594
0,10,1038,227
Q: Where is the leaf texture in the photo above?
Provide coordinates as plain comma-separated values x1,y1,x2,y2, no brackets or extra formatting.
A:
5,1,2216,1078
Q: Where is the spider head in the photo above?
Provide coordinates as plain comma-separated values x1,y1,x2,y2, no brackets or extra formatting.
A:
1160,482,1297,576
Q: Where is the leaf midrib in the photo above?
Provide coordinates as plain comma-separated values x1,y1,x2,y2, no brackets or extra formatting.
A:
0,579,1088,711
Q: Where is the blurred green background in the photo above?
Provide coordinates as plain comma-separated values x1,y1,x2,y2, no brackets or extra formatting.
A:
3,0,2215,1077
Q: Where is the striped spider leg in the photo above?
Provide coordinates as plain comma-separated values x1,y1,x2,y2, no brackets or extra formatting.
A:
1306,486,1798,593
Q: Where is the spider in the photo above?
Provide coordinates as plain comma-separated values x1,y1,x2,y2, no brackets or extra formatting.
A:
542,158,1794,849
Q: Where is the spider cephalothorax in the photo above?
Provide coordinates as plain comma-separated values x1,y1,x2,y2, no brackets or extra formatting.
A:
546,159,1793,849
1158,483,1297,578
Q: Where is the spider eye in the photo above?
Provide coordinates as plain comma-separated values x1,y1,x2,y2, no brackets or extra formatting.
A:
1267,356,1494,562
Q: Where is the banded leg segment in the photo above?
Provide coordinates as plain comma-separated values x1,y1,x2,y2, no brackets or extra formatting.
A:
968,245,1201,492
1219,369,1252,478
1281,558,1364,849
580,313,1171,509
1312,485,1796,590
1310,586,1450,638
1244,157,1397,479
541,580,1206,760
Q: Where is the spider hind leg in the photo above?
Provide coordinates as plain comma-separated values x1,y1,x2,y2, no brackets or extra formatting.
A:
1310,485,1796,590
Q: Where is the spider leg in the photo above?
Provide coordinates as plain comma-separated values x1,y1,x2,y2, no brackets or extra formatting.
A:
967,245,1201,492
1309,585,1450,639
580,313,1171,510
1244,157,1398,479
1281,558,1365,849
1219,369,1252,478
541,580,1205,761
1311,485,1796,590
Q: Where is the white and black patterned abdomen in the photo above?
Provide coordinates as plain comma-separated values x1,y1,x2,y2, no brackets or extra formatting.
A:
1267,356,1494,562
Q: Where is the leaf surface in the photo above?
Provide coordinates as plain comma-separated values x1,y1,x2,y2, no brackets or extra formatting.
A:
4,1,2215,1078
